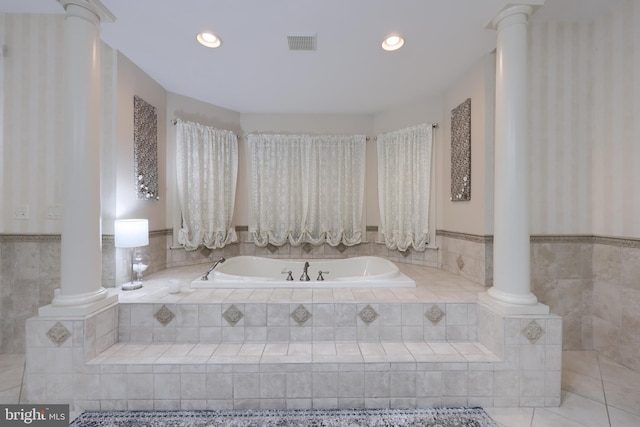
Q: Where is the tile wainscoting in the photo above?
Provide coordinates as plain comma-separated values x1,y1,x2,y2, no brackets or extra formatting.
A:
436,231,493,286
2,230,640,375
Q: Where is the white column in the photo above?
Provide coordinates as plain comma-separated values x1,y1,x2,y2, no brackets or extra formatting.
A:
479,4,548,315
40,0,117,316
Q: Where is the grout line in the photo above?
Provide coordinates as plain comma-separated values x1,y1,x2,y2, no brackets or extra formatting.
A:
529,407,535,427
18,358,26,404
597,353,613,427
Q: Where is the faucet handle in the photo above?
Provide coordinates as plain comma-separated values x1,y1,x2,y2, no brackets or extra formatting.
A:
317,271,329,281
282,270,294,281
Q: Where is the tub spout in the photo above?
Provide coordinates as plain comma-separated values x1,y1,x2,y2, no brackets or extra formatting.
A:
300,261,310,281
201,257,225,281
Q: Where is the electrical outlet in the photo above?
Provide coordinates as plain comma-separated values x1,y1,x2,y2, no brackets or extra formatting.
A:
13,205,29,220
47,204,63,219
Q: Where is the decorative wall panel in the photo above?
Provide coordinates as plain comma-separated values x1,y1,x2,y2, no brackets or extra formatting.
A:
450,98,471,201
133,95,159,200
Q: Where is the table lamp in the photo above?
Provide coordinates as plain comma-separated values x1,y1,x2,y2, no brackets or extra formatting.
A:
114,218,149,291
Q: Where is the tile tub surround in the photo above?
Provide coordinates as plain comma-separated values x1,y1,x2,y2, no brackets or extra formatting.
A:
436,231,493,286
25,263,561,411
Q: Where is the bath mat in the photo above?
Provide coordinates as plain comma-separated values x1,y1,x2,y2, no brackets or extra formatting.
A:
70,407,499,426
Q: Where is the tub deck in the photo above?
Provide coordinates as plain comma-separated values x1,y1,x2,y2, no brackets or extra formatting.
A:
116,262,483,304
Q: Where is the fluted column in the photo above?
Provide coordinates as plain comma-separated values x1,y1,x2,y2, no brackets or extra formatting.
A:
479,4,548,315
40,0,117,316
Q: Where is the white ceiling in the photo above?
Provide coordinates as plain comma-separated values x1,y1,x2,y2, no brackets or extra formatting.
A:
1,0,620,114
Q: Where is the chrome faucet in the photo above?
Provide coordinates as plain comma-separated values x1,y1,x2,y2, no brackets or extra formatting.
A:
282,269,294,281
201,257,225,280
300,261,310,281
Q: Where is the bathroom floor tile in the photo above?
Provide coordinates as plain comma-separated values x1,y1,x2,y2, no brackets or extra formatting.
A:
563,351,601,379
484,407,533,427
602,380,640,416
599,357,640,391
0,387,21,404
546,391,611,427
531,408,592,427
608,407,640,427
561,370,606,403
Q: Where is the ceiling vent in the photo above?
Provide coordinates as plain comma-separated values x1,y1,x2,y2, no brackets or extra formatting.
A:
287,34,317,51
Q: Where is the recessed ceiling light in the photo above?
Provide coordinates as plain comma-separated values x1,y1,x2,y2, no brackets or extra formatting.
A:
197,31,221,48
382,34,404,51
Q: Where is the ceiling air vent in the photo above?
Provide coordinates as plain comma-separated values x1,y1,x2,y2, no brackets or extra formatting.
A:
287,34,317,51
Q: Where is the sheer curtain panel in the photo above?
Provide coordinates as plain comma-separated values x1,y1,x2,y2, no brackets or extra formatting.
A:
377,123,433,251
176,120,238,250
248,134,366,247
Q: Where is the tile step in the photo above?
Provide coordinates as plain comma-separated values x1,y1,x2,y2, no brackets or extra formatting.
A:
89,340,500,365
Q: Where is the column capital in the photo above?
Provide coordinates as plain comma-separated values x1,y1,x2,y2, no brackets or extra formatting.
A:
58,0,116,24
488,2,543,31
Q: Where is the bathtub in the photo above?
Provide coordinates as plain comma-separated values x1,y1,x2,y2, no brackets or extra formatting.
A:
190,256,415,288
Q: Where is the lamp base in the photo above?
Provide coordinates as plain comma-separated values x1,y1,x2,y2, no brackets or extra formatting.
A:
122,281,143,291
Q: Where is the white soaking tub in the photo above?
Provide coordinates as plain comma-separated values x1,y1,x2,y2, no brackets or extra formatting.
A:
190,256,415,288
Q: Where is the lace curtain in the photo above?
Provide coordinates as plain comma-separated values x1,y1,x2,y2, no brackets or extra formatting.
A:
248,134,366,247
377,123,433,251
175,120,238,250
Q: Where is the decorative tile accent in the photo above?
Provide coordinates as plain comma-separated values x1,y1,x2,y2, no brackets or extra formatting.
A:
134,95,159,200
267,243,278,253
456,255,465,270
46,322,71,346
436,230,493,243
358,305,378,326
336,243,346,253
302,243,313,254
223,305,244,326
402,248,411,257
154,305,175,326
290,304,312,326
425,305,445,325
522,320,545,344
451,97,471,201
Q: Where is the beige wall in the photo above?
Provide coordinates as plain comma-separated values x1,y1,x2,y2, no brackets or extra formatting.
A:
529,0,640,239
0,14,65,234
590,0,640,239
0,14,168,236
113,52,167,233
440,53,495,236
528,20,593,235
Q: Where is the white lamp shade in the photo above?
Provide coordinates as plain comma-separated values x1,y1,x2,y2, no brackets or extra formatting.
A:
114,219,149,248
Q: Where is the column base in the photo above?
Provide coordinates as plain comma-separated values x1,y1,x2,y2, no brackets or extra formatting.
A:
39,293,118,317
478,292,550,315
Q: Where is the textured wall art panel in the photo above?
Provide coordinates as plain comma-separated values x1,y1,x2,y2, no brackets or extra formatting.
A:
133,95,159,200
450,98,471,201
